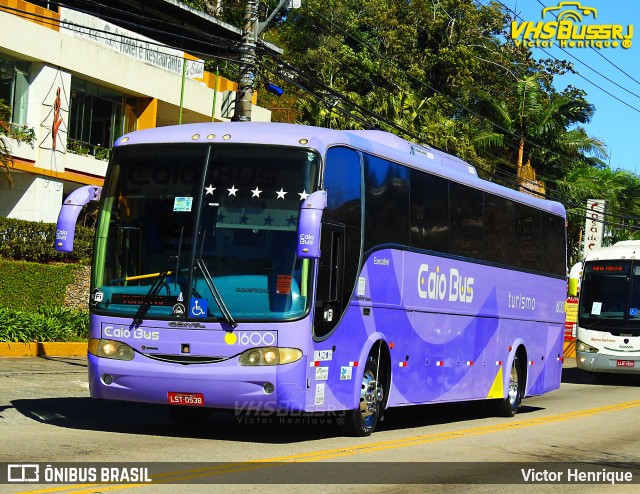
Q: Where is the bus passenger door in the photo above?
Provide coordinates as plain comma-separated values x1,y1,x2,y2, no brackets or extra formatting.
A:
314,222,345,338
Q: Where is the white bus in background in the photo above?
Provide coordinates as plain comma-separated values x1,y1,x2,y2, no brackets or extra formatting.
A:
576,240,640,379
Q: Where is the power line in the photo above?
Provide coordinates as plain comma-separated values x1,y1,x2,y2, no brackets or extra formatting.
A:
284,3,607,184
492,0,640,113
533,0,640,88
0,1,241,58
7,0,639,224
18,0,602,192
261,4,640,223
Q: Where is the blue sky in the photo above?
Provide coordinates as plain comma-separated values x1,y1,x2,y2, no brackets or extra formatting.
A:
495,0,639,174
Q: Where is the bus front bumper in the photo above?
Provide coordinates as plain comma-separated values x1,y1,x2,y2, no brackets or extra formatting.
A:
88,353,308,411
576,351,640,374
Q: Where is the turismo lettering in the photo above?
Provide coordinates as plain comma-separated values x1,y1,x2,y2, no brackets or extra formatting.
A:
508,292,536,310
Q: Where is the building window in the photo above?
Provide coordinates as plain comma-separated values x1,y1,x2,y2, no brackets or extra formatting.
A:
69,79,137,152
0,54,30,126
30,1,58,11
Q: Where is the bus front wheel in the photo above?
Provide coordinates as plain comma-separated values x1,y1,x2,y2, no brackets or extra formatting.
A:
342,355,386,437
491,355,524,417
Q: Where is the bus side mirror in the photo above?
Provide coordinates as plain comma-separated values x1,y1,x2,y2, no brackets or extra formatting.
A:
55,185,102,253
568,261,583,297
296,190,327,259
568,278,579,297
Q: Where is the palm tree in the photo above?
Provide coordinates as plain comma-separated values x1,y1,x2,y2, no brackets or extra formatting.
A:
362,89,497,173
481,74,606,188
295,93,363,130
553,165,640,264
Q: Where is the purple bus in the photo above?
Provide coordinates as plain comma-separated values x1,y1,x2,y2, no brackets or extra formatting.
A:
55,122,567,436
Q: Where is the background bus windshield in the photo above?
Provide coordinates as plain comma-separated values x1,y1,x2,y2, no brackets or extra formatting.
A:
579,260,640,333
91,144,319,321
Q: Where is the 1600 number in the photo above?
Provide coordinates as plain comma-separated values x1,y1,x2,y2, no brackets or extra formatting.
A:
237,331,276,346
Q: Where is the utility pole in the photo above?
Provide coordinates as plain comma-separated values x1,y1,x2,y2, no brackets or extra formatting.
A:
232,0,257,121
232,0,300,122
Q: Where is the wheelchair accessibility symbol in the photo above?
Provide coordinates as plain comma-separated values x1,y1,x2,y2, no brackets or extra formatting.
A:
190,298,208,317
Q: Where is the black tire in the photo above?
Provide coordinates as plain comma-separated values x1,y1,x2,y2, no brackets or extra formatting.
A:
491,355,523,417
341,355,387,437
168,405,212,427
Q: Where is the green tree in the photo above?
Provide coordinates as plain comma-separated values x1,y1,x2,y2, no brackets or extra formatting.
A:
184,0,633,259
295,92,362,129
480,74,606,185
554,166,640,264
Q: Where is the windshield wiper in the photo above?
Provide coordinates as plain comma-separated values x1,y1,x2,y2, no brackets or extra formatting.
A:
195,258,237,329
131,226,189,327
131,264,173,328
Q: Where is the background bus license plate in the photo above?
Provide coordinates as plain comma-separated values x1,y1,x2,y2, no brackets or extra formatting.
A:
168,392,204,406
616,360,635,368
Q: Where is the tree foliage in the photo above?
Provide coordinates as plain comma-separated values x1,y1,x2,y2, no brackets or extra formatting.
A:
184,0,639,262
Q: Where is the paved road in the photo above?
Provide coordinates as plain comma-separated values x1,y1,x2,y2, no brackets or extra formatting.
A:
1,357,639,493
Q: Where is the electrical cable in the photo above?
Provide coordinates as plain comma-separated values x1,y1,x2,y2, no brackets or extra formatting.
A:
6,0,639,227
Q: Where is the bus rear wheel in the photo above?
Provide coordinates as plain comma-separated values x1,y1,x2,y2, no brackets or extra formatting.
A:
491,355,523,417
342,356,386,437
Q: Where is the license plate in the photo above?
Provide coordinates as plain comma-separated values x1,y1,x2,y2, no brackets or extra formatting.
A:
616,360,635,368
168,392,205,406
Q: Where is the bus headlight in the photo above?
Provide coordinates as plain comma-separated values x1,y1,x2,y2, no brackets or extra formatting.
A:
88,338,135,361
576,340,599,353
238,347,302,366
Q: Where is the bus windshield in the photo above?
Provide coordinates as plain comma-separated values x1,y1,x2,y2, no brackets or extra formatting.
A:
578,260,640,333
91,144,320,322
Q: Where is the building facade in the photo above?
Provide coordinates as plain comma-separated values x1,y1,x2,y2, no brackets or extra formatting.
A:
0,0,271,222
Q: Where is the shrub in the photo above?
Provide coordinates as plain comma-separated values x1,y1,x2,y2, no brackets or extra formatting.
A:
0,219,93,342
0,216,93,264
0,260,76,309
0,306,88,342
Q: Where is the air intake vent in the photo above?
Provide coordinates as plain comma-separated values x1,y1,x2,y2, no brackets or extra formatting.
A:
144,354,228,365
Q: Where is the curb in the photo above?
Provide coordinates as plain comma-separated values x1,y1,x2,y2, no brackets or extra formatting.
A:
0,342,87,357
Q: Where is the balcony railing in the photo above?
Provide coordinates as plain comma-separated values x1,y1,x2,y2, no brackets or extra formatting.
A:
67,139,110,161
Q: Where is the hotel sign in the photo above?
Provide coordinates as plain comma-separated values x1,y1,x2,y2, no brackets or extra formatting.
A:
60,8,205,79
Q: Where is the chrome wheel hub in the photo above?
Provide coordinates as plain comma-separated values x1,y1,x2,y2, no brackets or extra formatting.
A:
360,370,383,420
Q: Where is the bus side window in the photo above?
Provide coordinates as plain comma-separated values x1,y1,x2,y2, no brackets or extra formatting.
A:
450,182,484,259
317,146,362,339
